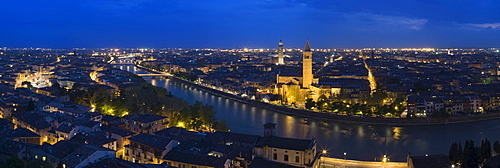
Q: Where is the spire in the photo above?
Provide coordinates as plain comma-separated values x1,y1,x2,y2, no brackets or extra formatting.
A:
304,40,311,52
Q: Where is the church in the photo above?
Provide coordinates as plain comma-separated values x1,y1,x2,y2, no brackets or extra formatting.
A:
275,41,321,107
273,41,371,107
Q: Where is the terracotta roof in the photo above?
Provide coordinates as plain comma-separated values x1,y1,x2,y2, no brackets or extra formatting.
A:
128,133,174,150
163,149,227,167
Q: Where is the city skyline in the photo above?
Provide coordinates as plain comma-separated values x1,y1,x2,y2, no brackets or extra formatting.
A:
1,0,500,49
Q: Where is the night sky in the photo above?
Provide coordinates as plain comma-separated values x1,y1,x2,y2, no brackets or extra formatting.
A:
1,0,499,49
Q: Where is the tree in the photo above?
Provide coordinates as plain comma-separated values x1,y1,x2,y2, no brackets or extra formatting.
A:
449,142,459,164
493,141,500,155
458,142,463,166
463,140,480,168
0,155,25,168
214,119,230,132
479,139,492,163
305,98,316,110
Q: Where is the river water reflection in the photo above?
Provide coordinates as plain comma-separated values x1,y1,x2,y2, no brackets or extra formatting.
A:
119,65,500,161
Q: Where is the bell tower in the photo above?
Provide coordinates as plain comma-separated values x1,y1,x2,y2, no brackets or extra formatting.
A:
278,40,284,65
302,41,313,88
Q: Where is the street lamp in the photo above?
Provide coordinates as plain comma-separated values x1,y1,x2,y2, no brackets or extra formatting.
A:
344,152,347,160
322,150,327,168
382,155,388,163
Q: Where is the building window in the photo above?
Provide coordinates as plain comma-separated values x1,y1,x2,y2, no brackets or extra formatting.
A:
273,153,277,160
284,155,289,161
296,156,300,163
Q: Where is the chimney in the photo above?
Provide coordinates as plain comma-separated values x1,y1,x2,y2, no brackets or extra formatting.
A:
263,122,276,137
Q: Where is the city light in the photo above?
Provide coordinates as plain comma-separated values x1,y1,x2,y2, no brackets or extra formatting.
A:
177,122,185,128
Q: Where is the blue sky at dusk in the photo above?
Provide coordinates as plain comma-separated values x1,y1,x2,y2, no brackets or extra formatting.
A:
1,0,499,49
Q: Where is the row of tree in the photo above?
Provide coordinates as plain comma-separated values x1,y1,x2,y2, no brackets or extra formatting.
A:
305,99,403,117
68,72,228,132
448,139,498,167
304,89,407,117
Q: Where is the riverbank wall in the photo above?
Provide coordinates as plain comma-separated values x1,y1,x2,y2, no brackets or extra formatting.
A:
168,76,500,126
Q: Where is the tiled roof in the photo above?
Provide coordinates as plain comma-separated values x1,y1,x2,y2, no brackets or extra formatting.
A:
61,145,114,168
53,124,75,133
12,111,51,130
0,138,26,156
105,127,135,137
163,149,227,167
84,158,150,168
205,131,260,145
257,136,315,151
0,128,40,138
128,133,173,150
69,132,117,146
51,140,84,159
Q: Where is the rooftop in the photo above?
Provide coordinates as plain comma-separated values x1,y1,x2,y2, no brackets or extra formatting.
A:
128,133,174,150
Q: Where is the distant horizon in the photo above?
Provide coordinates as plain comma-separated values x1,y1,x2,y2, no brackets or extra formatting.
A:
1,45,499,50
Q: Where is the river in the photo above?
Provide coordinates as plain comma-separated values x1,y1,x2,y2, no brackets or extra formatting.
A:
117,65,500,162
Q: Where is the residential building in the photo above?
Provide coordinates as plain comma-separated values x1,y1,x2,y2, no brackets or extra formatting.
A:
122,114,168,134
124,133,178,164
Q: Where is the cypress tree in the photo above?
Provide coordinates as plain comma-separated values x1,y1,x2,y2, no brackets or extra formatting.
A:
494,141,500,155
458,141,463,166
449,142,459,164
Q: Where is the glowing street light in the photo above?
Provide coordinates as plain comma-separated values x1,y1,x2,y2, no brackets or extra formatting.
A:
322,150,327,168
